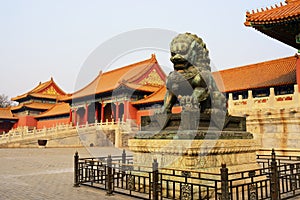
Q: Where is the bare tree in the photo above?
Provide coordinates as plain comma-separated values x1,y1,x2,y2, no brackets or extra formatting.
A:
0,94,13,108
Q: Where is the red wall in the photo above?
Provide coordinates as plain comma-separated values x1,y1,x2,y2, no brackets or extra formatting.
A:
136,106,182,126
136,109,155,126
127,102,138,120
37,117,70,129
17,116,37,128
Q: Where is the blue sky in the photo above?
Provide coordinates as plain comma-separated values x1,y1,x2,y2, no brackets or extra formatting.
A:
0,0,296,98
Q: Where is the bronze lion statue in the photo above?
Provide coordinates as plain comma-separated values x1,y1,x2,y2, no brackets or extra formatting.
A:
160,33,227,118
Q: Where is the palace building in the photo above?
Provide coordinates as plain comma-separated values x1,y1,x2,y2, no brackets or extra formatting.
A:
62,54,166,127
0,54,167,133
244,0,299,51
5,78,68,130
0,107,18,133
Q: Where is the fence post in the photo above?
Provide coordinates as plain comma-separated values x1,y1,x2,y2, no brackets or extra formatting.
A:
220,163,230,200
290,164,296,195
122,149,126,176
73,151,79,187
152,158,159,200
270,149,279,200
106,155,113,196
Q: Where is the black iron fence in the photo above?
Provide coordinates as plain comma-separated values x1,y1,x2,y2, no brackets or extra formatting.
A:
73,149,300,199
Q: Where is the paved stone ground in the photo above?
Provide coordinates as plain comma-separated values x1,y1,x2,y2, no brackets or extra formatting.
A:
2,147,300,200
0,147,139,200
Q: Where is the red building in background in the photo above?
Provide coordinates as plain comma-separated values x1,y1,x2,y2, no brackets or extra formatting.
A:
0,78,68,132
0,54,167,132
0,108,18,133
62,54,166,126
0,0,299,133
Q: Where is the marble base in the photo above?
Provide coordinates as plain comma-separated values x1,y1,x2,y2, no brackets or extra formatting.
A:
128,138,260,173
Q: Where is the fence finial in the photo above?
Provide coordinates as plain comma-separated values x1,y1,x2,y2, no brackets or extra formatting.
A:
272,148,276,161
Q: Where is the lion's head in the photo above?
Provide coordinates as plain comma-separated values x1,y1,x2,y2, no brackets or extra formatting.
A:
170,33,211,71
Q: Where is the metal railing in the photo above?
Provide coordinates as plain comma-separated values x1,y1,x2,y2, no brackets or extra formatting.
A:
73,149,300,200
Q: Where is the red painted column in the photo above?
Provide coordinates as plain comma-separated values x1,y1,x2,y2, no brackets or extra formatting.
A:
116,102,119,122
84,104,88,124
95,103,99,122
123,101,127,122
69,109,73,125
101,102,104,122
74,109,77,125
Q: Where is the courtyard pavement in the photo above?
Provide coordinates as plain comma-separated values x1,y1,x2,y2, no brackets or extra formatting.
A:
0,147,138,200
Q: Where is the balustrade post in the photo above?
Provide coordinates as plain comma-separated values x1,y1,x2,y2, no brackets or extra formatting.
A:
228,93,233,113
152,159,159,200
293,84,299,105
220,163,230,200
115,128,121,148
269,87,275,108
73,151,80,187
106,155,113,196
270,149,279,200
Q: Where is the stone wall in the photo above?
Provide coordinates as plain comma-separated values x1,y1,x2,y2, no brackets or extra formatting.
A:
228,84,300,155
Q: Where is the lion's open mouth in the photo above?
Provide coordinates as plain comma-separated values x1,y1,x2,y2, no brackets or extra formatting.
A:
174,61,189,69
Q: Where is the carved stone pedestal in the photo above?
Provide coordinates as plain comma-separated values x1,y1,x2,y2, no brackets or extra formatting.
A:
128,137,260,173
131,113,260,172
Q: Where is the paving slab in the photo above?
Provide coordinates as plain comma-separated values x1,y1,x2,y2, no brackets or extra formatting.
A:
0,147,138,200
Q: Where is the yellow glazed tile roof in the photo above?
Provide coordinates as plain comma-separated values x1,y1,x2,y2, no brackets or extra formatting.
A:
35,103,70,118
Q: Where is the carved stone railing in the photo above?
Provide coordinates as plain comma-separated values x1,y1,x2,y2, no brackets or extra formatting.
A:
0,123,76,145
0,118,136,147
228,84,299,116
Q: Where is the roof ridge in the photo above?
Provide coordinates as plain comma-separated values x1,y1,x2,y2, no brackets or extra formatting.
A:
12,77,66,101
70,71,103,97
285,0,300,4
246,1,288,16
45,77,66,95
245,0,299,20
68,55,158,100
103,54,156,76
125,55,158,83
31,79,52,93
219,55,297,72
252,2,288,14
